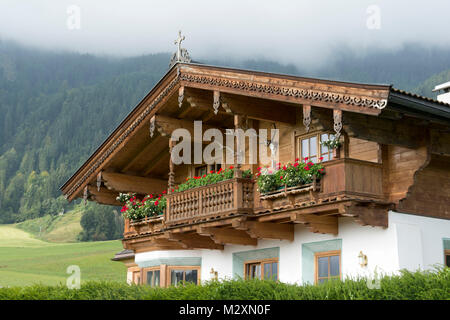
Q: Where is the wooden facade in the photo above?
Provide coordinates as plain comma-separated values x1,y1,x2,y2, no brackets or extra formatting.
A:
61,63,450,253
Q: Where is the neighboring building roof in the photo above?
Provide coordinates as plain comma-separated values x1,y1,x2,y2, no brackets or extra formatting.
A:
433,81,450,92
111,249,135,261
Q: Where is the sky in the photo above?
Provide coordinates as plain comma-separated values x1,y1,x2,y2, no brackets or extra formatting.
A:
1,0,450,67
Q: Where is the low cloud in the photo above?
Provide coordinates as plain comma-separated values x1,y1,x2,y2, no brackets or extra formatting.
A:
1,0,449,67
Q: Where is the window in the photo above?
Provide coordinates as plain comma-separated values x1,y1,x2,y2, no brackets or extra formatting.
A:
195,165,208,177
194,164,222,177
143,268,160,287
297,133,335,163
445,250,450,267
169,266,200,286
244,259,279,280
315,250,341,284
132,270,141,285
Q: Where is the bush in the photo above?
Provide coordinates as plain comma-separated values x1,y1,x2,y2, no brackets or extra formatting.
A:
78,203,123,241
0,268,448,300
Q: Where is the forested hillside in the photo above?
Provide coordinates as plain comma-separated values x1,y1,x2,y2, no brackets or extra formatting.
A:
0,40,449,224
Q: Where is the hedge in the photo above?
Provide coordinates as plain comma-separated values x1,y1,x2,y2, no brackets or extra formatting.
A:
0,268,448,300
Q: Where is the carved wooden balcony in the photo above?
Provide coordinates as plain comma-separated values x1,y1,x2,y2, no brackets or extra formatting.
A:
165,177,255,226
256,158,384,213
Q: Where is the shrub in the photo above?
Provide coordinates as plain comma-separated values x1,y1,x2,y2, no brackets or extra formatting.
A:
0,268,448,300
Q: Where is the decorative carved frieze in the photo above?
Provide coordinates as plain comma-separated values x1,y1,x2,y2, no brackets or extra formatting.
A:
96,171,102,192
303,105,311,132
178,86,184,108
179,73,388,110
333,109,342,139
83,186,89,205
149,116,156,138
213,91,221,115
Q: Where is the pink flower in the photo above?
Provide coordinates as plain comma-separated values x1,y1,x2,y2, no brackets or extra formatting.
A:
154,201,159,206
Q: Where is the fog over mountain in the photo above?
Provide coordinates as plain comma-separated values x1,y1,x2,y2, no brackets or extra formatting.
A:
1,0,450,68
0,2,449,225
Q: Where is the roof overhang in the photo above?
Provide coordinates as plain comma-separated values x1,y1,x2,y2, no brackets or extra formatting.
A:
61,63,449,202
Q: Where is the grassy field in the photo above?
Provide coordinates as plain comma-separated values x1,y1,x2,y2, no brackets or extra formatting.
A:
0,223,126,287
15,206,84,242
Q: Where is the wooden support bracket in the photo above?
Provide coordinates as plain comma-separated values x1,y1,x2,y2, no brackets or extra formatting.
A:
290,213,338,235
232,219,294,241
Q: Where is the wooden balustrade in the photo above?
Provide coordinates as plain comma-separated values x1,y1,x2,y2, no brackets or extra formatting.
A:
321,158,384,200
123,159,385,238
165,178,255,225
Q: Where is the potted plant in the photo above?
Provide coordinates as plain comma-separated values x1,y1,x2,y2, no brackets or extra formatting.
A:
175,166,252,193
117,192,166,222
255,158,325,198
321,138,342,159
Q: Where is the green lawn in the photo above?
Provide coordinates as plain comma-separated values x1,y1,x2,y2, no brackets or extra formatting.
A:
0,224,127,287
15,206,84,242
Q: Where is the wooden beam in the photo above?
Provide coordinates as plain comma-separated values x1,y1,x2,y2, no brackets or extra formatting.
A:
430,129,450,156
343,112,426,149
163,232,224,250
182,88,297,124
290,213,338,235
88,185,120,206
102,172,166,195
143,149,169,176
340,202,390,228
122,135,163,172
232,220,294,241
221,93,297,124
197,227,257,246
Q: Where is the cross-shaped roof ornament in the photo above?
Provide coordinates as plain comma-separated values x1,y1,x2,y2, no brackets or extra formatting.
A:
169,30,192,68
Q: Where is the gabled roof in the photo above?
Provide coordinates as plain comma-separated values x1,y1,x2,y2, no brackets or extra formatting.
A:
61,62,450,201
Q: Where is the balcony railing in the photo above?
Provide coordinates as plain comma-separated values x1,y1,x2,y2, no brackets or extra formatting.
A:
256,158,384,211
320,158,383,200
165,177,255,226
123,158,384,237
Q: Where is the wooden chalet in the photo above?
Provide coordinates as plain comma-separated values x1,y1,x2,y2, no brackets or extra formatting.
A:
61,41,450,286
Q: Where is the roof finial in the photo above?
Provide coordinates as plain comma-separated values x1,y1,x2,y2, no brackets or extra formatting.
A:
169,30,191,68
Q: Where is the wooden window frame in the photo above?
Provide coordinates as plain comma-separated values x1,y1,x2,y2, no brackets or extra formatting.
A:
296,132,335,163
445,249,450,267
314,250,341,284
244,258,279,280
191,163,222,178
167,265,201,286
128,266,141,285
142,266,162,287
